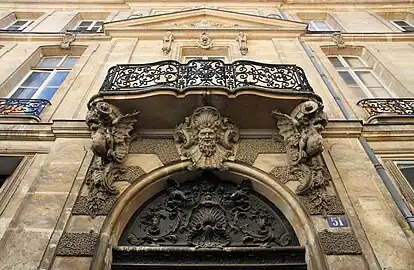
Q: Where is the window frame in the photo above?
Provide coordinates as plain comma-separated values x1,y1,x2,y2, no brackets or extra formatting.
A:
391,20,414,32
328,55,394,98
7,55,78,100
4,20,34,31
74,20,104,32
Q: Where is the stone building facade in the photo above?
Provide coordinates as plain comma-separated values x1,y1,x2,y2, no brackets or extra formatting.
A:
0,0,413,269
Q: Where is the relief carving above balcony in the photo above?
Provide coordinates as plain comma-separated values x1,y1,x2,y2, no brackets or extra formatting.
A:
272,100,332,215
174,106,239,170
85,101,139,215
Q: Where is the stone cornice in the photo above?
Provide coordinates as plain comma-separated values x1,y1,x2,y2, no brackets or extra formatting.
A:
1,119,414,142
302,33,414,43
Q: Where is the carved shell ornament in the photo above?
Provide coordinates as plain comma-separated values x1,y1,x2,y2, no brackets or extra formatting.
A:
174,106,239,170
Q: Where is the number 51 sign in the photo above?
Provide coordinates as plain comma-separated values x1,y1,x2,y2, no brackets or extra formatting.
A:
327,216,349,228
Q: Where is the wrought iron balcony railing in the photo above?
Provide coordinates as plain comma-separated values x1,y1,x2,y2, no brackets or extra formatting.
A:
100,60,313,93
357,98,414,121
0,98,51,121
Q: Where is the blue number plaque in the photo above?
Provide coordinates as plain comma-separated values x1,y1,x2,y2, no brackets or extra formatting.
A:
327,216,349,228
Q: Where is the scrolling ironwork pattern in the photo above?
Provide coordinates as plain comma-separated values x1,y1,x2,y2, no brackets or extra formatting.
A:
100,60,313,93
357,98,414,119
0,98,50,121
119,172,299,249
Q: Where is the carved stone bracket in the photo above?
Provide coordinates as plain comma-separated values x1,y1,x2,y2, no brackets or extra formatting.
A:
236,32,248,55
174,106,239,170
162,31,174,55
85,101,139,217
272,100,332,215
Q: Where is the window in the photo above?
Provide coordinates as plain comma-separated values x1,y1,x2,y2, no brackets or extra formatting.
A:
4,20,33,31
328,55,392,98
9,55,79,101
397,163,414,191
0,156,23,190
74,20,103,32
308,20,334,31
391,20,414,32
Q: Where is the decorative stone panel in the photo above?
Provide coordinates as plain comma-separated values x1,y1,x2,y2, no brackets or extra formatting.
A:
129,138,180,165
120,166,145,183
56,232,98,257
319,230,362,255
72,195,116,217
236,139,286,164
301,195,345,215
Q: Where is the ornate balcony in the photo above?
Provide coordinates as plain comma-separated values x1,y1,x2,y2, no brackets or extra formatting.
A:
358,98,414,123
100,60,313,93
0,98,50,122
94,60,320,130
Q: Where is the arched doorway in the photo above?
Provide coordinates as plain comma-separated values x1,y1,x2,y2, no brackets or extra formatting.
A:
90,161,327,270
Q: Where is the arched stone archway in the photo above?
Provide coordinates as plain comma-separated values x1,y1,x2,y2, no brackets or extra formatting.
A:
90,161,328,270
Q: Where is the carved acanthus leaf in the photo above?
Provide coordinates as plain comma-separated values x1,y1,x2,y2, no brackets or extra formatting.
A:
174,106,239,170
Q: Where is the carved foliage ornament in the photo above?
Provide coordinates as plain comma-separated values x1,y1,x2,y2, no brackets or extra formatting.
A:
174,106,239,170
120,172,299,248
85,101,139,216
272,101,331,215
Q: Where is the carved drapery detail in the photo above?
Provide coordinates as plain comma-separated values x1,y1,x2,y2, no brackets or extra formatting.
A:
174,106,239,170
120,172,299,249
272,100,331,215
85,101,139,216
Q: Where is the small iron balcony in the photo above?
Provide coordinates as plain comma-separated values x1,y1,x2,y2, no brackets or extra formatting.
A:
100,60,313,93
0,98,51,122
357,98,414,123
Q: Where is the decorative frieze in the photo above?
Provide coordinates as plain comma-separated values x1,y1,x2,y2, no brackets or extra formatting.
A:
129,138,180,165
56,232,98,257
319,230,362,255
72,195,116,217
174,106,239,170
235,139,286,164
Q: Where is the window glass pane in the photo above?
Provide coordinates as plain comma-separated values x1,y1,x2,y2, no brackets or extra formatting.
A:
398,164,414,190
328,57,343,68
13,20,28,26
61,56,79,68
94,21,103,26
38,57,63,68
10,87,37,99
394,20,414,32
355,71,382,87
6,26,21,31
79,21,92,27
37,87,58,101
312,20,332,31
343,57,365,68
338,71,358,85
47,71,69,87
20,72,50,87
90,26,101,32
